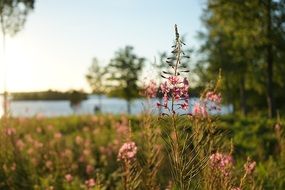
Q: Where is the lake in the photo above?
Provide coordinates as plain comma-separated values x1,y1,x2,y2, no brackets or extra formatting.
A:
0,95,233,117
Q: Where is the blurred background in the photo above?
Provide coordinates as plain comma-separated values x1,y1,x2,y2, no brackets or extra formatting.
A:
0,0,284,118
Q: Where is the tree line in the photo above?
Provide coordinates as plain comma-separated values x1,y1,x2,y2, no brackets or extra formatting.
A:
196,0,285,118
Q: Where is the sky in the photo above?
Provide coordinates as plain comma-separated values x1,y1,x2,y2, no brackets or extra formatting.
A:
0,0,205,93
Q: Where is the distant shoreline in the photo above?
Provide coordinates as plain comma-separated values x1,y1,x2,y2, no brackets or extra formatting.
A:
5,90,88,101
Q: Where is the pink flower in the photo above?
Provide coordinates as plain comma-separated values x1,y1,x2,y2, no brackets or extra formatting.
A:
210,152,234,176
5,127,16,136
158,76,189,112
244,159,256,175
117,141,137,162
168,76,180,85
181,102,189,110
160,81,170,94
192,102,207,117
65,174,73,183
173,87,182,100
205,91,222,111
85,178,96,188
205,91,222,104
144,80,158,98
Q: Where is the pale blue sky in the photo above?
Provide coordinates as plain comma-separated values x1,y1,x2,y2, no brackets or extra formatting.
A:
0,0,205,92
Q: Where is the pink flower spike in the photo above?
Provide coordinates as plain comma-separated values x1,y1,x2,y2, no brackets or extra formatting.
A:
192,102,208,117
117,141,138,163
144,80,158,98
210,152,234,177
205,91,222,105
160,81,170,94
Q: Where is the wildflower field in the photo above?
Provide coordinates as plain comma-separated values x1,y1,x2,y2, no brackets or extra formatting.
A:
0,25,285,190
1,114,284,190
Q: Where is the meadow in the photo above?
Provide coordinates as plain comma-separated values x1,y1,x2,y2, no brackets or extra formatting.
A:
0,114,284,190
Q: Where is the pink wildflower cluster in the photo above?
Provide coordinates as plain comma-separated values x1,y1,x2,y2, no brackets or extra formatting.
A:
192,91,222,117
192,102,208,117
5,127,16,136
157,76,189,111
144,80,158,98
117,141,137,163
205,91,222,110
210,152,234,176
244,159,256,175
206,91,222,104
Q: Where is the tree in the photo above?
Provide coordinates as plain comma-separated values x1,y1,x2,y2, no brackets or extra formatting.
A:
1,0,35,117
198,0,285,117
0,0,35,36
107,46,144,114
86,57,107,112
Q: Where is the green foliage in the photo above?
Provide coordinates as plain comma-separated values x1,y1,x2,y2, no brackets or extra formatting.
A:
198,0,285,116
86,58,107,95
107,46,145,114
0,0,35,36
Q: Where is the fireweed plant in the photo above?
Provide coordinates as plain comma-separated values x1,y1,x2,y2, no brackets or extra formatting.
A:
117,141,142,190
116,121,142,190
156,25,212,189
154,25,257,190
